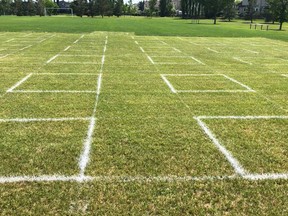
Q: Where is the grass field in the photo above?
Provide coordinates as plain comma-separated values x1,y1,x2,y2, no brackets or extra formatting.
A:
0,17,288,214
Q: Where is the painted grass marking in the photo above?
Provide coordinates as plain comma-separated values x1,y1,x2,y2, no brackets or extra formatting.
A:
0,175,94,183
11,90,97,93
46,54,60,64
221,74,256,92
244,173,288,180
0,117,91,123
197,116,288,120
160,74,177,93
5,39,14,42
147,55,155,65
79,117,96,178
194,117,246,176
190,56,205,65
135,41,139,45
281,74,288,78
178,90,253,93
139,47,145,53
6,73,32,92
23,33,32,37
243,49,259,54
233,57,253,65
0,173,287,183
207,47,219,53
19,45,32,51
34,73,97,75
64,46,71,51
0,54,9,59
131,36,135,40
189,41,200,45
173,47,181,53
159,40,167,45
73,35,85,44
161,74,255,93
51,62,98,65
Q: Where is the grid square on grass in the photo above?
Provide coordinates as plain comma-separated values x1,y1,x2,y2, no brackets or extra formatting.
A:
195,116,288,180
7,73,98,93
0,117,90,176
49,54,102,65
161,74,255,93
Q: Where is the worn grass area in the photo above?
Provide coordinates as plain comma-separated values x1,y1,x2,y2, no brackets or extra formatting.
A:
0,30,287,214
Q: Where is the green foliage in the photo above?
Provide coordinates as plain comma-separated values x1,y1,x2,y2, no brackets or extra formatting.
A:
267,0,288,30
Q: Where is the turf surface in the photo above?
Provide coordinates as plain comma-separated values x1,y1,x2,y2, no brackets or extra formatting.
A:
0,17,287,214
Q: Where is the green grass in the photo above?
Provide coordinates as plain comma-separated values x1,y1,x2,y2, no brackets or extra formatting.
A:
0,18,288,214
0,16,288,41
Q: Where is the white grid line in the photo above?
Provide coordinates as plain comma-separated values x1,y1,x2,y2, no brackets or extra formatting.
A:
161,74,255,93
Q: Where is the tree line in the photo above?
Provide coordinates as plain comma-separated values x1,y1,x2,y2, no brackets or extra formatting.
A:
0,0,287,29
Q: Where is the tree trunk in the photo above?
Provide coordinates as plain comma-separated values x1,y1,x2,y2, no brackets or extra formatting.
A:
214,15,217,24
279,22,283,30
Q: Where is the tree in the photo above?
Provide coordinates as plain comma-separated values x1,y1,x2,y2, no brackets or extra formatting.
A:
267,0,288,30
36,0,45,16
159,0,173,16
246,0,256,23
149,0,157,17
27,0,36,16
222,0,236,21
203,0,225,24
0,0,12,15
114,0,123,17
88,0,97,17
71,0,87,17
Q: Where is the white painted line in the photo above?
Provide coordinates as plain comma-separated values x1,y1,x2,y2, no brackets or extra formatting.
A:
79,117,96,178
178,90,253,93
93,175,238,182
243,49,259,54
0,54,9,59
139,47,145,53
7,73,32,92
190,56,205,65
38,34,56,43
160,74,177,93
0,175,94,183
23,33,32,37
19,45,32,51
1,172,288,184
12,90,97,93
147,55,155,64
73,34,85,44
173,48,181,53
5,39,14,42
221,74,256,92
64,46,71,51
96,74,102,96
159,40,167,45
194,117,246,176
46,54,59,64
244,173,288,180
51,62,98,65
0,117,91,123
189,41,200,45
163,74,217,76
135,41,139,45
131,36,135,40
34,73,96,76
281,74,288,78
197,116,288,120
233,57,252,65
207,47,219,53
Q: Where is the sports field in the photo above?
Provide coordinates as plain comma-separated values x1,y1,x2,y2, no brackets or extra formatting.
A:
0,17,288,214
